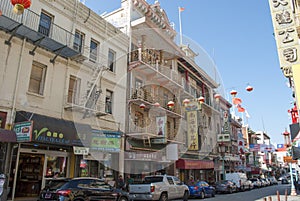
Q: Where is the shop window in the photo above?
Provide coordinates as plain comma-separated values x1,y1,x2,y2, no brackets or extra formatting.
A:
0,112,7,128
28,61,47,95
38,11,53,37
67,75,81,104
105,90,113,114
46,156,68,178
108,49,116,72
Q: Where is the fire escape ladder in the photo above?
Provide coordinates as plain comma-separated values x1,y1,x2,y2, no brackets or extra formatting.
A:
143,136,151,147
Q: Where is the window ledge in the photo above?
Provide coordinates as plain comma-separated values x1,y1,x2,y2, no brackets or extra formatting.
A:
26,91,45,98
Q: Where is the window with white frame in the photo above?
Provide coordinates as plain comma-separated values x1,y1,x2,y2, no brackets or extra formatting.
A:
108,49,116,72
28,61,47,95
38,11,53,37
89,39,98,62
105,90,113,114
73,30,84,53
67,75,81,105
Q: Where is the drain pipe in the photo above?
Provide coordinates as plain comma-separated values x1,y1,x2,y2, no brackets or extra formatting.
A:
7,38,26,201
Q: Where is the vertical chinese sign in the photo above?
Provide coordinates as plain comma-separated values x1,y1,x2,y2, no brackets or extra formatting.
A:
269,0,300,127
187,110,198,150
269,0,300,72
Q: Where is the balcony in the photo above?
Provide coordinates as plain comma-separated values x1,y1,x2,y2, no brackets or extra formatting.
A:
64,95,108,117
129,88,183,119
129,49,183,90
0,0,82,62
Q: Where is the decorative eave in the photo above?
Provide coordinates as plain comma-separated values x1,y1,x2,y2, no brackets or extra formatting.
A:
132,0,176,39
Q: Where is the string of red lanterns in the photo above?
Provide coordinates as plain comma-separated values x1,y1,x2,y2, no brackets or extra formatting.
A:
10,0,31,15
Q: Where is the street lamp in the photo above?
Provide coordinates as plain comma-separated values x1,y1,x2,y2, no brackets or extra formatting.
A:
219,142,226,180
283,130,297,196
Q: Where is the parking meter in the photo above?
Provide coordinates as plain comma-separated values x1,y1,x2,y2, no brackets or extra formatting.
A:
0,174,6,198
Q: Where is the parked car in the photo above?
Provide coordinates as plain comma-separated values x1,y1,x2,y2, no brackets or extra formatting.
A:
249,178,262,188
215,180,237,194
268,176,278,185
281,177,290,184
38,177,129,201
225,172,252,191
128,175,189,201
260,178,268,187
188,181,215,198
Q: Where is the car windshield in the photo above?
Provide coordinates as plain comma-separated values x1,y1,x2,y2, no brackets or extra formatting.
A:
45,179,70,190
144,176,163,183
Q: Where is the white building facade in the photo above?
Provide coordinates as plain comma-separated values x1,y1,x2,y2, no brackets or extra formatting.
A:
0,0,128,200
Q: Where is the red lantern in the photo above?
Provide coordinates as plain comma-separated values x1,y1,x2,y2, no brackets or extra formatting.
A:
198,96,205,104
154,102,160,107
183,98,190,106
11,0,31,15
139,103,145,109
246,85,253,92
214,94,221,101
230,90,237,97
167,101,175,108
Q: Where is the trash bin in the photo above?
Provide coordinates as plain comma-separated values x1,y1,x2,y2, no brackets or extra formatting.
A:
0,174,7,201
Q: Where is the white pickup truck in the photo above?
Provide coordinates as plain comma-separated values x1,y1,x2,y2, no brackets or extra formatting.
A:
128,175,189,201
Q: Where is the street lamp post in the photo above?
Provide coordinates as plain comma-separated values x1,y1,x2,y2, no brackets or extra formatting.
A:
219,142,226,180
283,130,297,196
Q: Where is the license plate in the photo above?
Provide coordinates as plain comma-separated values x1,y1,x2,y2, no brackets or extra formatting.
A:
45,193,51,198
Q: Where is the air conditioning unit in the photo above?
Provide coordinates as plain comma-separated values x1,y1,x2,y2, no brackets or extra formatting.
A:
217,134,231,142
71,54,88,63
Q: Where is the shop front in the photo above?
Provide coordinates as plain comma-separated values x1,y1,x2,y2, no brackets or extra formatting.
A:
9,111,92,200
176,159,215,184
124,151,173,182
76,129,122,183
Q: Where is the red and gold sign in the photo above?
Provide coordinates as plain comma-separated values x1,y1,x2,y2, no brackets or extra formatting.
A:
11,0,31,15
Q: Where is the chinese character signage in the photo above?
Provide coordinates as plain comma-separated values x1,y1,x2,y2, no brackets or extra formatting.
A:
269,0,300,75
73,146,89,155
90,130,121,152
187,110,198,150
13,121,33,142
156,116,166,137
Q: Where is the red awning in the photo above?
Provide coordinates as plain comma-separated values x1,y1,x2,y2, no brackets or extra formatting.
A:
176,159,214,169
0,128,17,142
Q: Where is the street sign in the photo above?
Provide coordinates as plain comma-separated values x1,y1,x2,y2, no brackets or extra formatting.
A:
283,156,297,163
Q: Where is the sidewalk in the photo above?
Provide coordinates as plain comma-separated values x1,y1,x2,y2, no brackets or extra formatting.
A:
256,188,300,201
256,195,300,201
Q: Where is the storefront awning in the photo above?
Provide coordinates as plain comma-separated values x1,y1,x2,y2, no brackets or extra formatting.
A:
0,128,17,142
15,111,92,146
176,159,214,169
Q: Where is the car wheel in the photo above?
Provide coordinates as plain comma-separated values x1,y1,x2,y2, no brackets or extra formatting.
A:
159,193,168,201
183,191,189,201
200,191,205,199
118,196,128,201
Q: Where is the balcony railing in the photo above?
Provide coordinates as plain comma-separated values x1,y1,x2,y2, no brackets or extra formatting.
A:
0,0,81,61
130,49,183,86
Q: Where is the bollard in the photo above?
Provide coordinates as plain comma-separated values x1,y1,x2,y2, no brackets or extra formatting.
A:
277,191,280,201
285,189,288,201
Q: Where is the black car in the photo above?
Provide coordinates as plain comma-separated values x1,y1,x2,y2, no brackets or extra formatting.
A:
38,177,129,201
215,180,237,194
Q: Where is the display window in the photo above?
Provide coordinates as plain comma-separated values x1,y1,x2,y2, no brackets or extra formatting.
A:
46,156,68,178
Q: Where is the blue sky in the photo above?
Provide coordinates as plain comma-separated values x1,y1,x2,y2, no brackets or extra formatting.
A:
85,0,294,144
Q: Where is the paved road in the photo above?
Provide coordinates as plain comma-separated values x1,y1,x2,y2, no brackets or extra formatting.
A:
177,184,300,201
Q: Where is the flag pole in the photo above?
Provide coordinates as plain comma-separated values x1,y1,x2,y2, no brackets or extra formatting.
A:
178,7,183,45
